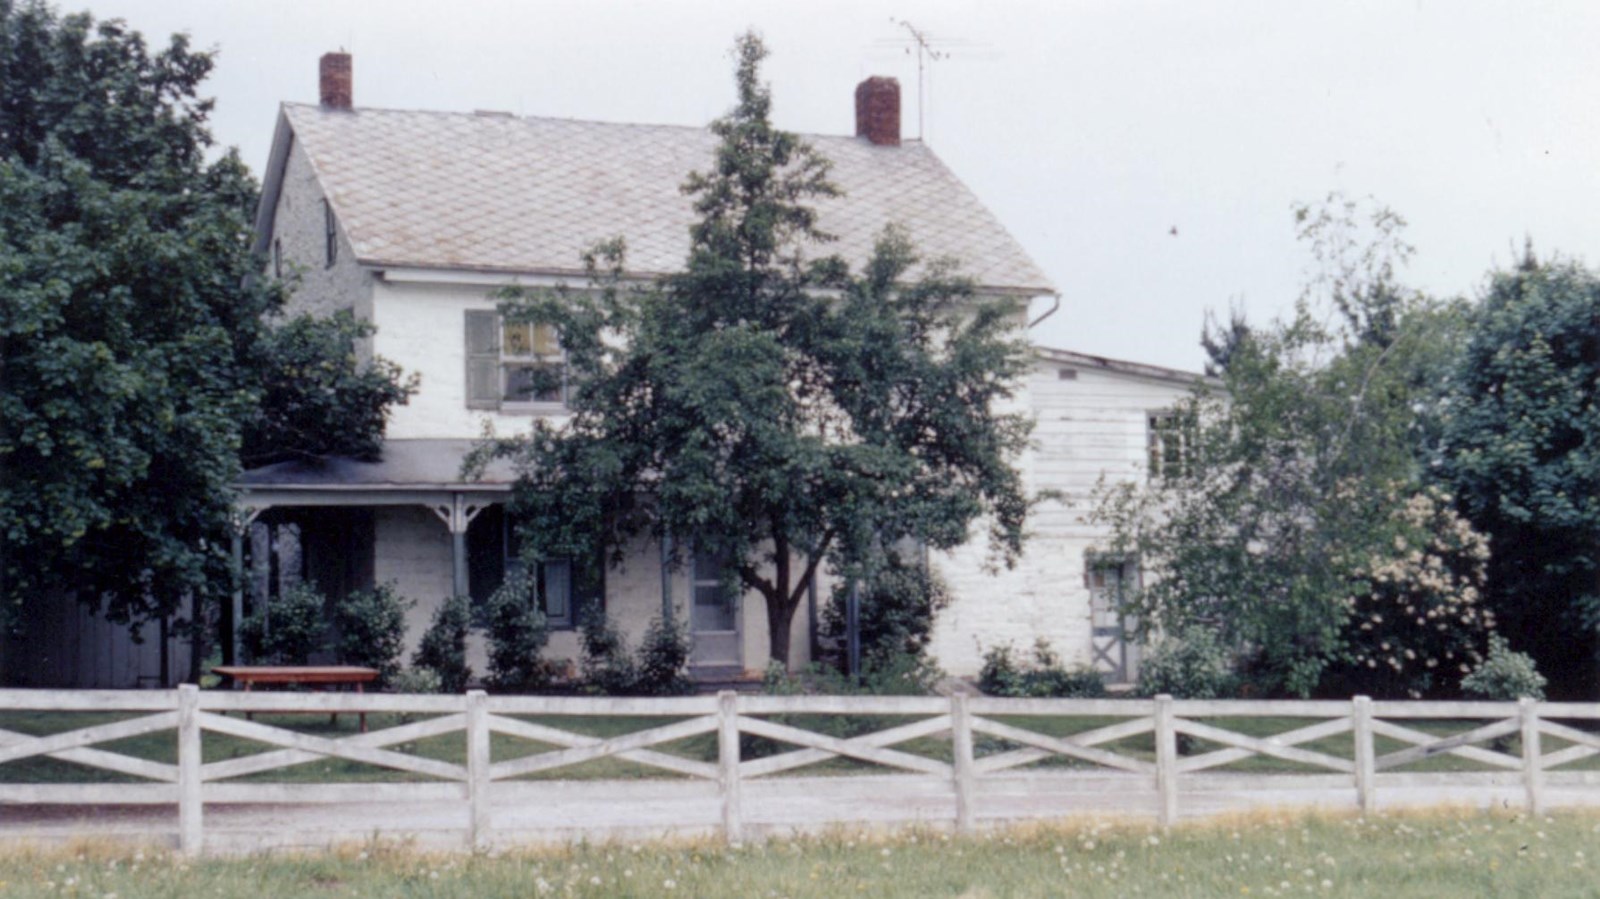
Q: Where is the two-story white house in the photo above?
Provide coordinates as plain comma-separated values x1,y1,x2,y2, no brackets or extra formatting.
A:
225,53,1213,686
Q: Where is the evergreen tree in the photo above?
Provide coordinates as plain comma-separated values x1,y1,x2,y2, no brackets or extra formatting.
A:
1439,252,1600,697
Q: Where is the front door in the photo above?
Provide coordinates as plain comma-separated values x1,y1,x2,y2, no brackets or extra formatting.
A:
689,553,742,670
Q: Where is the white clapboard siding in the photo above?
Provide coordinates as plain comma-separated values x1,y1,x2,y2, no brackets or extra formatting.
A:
930,352,1207,678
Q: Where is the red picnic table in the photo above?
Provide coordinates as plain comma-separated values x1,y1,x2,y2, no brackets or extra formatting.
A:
211,665,380,732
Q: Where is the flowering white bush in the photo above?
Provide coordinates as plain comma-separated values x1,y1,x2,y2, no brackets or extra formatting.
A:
1333,486,1493,698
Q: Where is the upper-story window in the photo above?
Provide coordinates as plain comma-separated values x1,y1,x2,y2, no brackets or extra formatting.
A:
1147,409,1196,479
272,238,283,279
323,199,338,267
464,310,568,410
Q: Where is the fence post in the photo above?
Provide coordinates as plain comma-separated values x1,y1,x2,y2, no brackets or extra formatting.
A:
1154,694,1178,828
467,690,491,850
718,690,743,845
177,684,203,856
951,693,976,835
1352,695,1375,815
1519,697,1543,816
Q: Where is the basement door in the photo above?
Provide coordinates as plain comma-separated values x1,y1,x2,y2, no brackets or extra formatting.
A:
1088,560,1140,685
689,553,742,670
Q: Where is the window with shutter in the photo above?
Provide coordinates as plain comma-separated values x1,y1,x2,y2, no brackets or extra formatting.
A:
323,200,338,267
463,311,569,411
465,310,501,409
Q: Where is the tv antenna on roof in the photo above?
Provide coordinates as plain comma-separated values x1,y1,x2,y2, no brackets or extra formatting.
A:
872,20,992,142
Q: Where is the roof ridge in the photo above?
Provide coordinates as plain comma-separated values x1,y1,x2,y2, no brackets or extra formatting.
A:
280,101,931,147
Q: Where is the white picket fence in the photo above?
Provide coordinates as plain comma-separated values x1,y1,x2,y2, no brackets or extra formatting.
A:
2,687,1599,855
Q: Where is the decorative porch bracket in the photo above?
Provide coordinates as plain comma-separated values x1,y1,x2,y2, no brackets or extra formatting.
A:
431,494,487,599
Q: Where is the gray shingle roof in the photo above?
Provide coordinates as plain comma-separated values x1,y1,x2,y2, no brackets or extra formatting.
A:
282,103,1053,294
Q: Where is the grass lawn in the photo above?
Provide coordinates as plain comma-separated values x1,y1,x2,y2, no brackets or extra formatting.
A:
3,706,1596,783
0,808,1596,897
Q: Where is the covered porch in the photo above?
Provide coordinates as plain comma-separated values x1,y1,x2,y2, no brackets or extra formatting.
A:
231,440,803,680
231,439,514,667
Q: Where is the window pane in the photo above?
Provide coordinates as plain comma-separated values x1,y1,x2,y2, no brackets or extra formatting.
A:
693,553,722,582
503,321,532,357
503,363,563,403
692,584,736,631
532,322,560,355
542,560,571,624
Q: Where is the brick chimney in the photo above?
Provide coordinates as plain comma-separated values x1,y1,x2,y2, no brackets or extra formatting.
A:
320,52,352,110
854,76,900,146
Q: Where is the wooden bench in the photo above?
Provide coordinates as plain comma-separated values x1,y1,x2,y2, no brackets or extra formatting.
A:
211,666,380,732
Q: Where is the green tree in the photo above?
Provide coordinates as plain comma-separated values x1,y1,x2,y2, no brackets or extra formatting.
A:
479,33,1033,666
0,2,410,649
1438,252,1600,697
242,310,416,466
1095,196,1490,697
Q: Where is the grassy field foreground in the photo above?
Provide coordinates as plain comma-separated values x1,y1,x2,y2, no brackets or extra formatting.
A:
0,809,1598,898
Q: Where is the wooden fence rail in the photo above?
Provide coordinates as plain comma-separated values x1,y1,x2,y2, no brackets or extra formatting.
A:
1,688,1597,855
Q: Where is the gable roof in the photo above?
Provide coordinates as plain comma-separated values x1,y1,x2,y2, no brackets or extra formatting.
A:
254,103,1054,295
1035,346,1222,389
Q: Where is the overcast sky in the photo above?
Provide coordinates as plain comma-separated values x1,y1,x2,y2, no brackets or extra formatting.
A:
81,0,1600,372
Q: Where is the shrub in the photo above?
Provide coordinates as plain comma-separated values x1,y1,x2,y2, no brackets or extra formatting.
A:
579,607,636,695
578,611,694,696
633,616,694,696
483,570,553,692
1461,634,1547,701
765,651,943,698
332,583,411,686
239,582,326,665
822,552,951,672
413,594,473,693
389,666,444,695
1135,626,1237,699
1325,487,1494,699
977,643,1026,697
751,653,943,759
978,639,1106,698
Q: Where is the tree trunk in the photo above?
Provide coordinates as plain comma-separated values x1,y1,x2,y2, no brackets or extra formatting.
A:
766,593,798,669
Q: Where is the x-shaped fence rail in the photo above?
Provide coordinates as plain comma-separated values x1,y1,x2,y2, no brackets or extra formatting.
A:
1,689,1597,855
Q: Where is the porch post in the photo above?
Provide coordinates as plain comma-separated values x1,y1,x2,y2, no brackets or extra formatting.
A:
226,506,262,667
846,579,861,678
806,562,819,664
660,534,674,623
432,494,485,601
452,527,469,600
227,532,243,667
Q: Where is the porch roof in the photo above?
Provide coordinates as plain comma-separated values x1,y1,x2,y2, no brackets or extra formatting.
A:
236,439,515,508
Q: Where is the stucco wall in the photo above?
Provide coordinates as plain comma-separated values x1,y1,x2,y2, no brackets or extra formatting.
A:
372,506,455,659
269,137,374,334
378,523,812,679
372,279,571,440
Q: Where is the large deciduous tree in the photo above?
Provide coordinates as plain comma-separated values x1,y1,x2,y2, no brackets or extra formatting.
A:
1438,251,1600,698
1096,196,1492,697
479,33,1033,666
0,1,410,642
